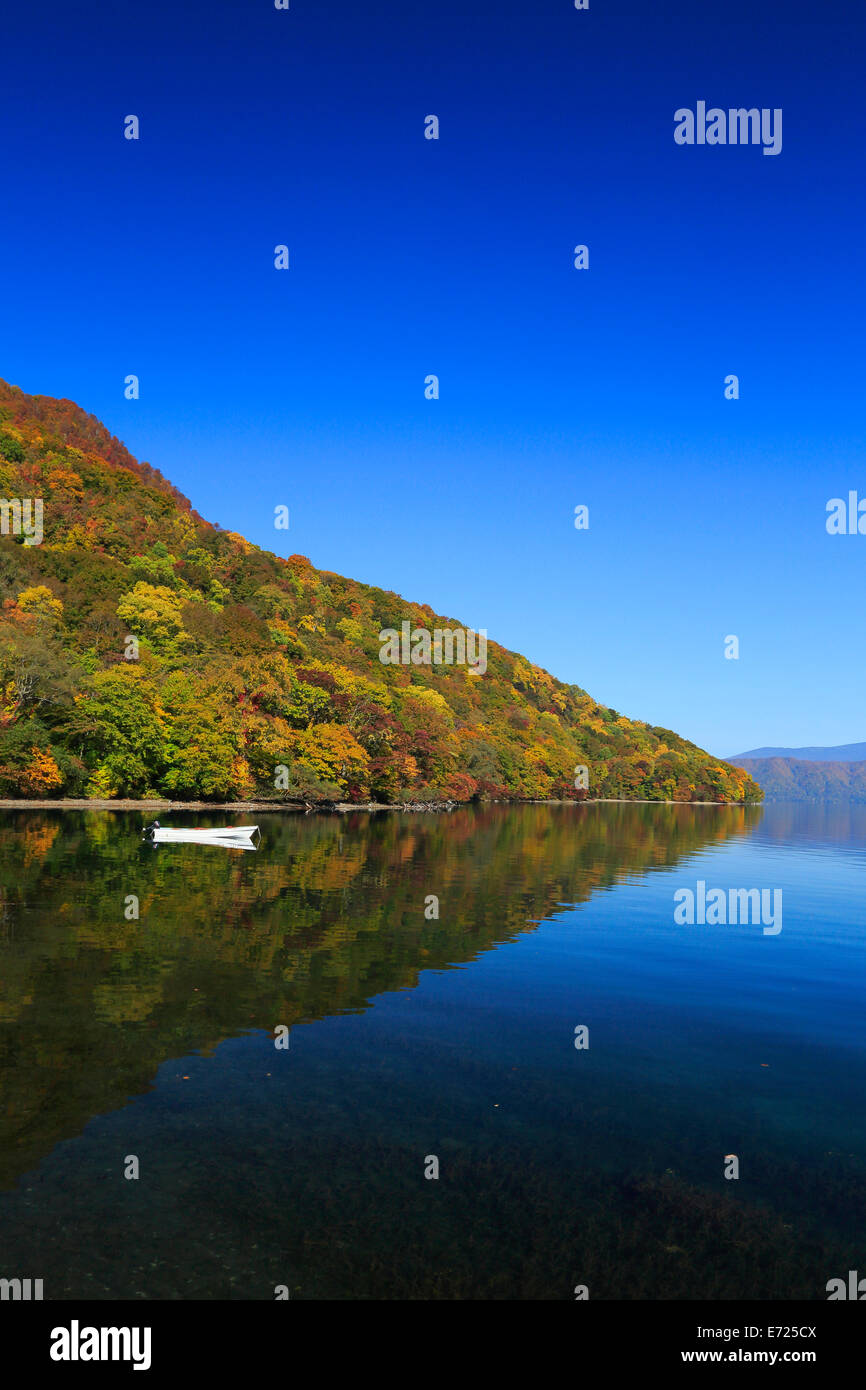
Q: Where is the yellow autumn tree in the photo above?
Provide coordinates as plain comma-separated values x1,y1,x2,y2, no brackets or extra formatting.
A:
17,586,64,623
117,582,186,650
287,723,370,793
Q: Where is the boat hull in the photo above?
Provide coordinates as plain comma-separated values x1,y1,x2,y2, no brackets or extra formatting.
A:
148,827,259,846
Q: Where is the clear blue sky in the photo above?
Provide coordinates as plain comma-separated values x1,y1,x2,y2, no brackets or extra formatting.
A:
1,0,864,757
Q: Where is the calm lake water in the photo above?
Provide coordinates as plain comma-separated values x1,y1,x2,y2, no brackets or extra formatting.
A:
0,802,864,1300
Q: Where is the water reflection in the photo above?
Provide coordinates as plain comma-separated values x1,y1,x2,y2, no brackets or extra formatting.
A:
0,803,757,1191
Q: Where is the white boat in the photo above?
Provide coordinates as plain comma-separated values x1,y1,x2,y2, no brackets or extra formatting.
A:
143,823,260,848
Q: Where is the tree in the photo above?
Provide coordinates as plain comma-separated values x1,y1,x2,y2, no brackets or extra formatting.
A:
71,666,165,795
116,583,186,650
19,746,64,795
17,585,64,622
286,724,370,795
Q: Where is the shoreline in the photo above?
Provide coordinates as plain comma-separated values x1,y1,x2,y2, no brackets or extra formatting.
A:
0,796,761,812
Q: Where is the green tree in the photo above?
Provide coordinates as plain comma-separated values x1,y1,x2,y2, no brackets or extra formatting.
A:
71,667,165,795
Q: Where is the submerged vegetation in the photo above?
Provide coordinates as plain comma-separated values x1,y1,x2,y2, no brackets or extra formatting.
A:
0,380,762,804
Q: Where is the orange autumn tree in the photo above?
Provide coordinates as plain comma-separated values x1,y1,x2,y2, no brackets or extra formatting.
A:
19,746,64,796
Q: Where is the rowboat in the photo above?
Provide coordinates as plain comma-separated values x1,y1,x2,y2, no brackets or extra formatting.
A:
143,823,260,848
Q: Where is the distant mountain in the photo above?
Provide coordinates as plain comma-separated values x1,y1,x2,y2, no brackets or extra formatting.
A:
730,756,866,803
729,743,866,763
0,378,762,804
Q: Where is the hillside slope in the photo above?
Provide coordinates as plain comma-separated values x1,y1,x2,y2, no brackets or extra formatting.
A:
0,380,761,804
730,756,866,803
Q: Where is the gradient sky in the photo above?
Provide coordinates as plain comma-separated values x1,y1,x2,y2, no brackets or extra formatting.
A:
1,0,864,757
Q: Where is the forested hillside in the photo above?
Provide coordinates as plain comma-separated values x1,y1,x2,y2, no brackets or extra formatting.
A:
730,756,866,803
0,380,761,805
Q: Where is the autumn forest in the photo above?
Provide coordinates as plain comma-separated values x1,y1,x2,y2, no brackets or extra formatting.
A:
0,380,762,806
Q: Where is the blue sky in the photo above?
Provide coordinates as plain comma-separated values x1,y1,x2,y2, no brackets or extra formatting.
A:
1,0,864,757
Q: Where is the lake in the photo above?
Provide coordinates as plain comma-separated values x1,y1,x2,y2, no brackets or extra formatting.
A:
0,801,864,1300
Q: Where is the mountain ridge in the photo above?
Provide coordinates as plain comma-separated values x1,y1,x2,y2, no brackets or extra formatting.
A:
729,742,866,763
0,380,762,805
